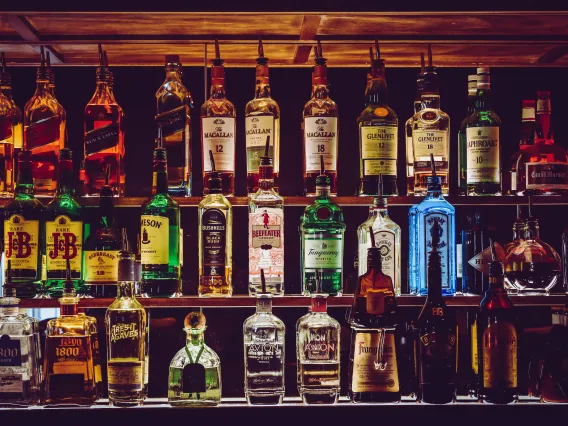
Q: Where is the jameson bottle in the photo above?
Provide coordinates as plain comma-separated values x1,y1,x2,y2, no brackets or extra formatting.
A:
44,148,83,297
3,151,44,298
140,134,181,297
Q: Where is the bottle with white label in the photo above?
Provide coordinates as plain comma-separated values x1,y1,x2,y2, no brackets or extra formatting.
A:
405,53,425,196
457,74,478,195
465,68,502,195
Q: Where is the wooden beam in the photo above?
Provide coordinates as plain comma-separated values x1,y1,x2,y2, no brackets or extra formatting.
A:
293,15,322,64
537,45,568,64
6,15,64,64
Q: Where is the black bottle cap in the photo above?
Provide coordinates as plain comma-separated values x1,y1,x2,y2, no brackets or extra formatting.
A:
314,40,327,66
165,54,181,65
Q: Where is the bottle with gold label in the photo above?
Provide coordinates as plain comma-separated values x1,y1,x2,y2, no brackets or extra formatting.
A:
105,251,147,406
3,150,44,298
44,148,83,297
1,53,23,181
347,229,400,403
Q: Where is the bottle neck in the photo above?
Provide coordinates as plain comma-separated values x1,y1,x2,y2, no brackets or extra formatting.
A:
365,76,388,106
255,82,271,99
467,93,477,114
153,154,168,195
117,281,136,298
56,159,74,196
315,184,330,198
312,84,330,100
1,86,12,100
258,177,275,191
60,302,78,316
165,67,182,82
475,88,493,110
186,331,205,347
99,195,114,228
426,252,444,304
34,80,51,96
512,222,525,240
370,204,389,219
16,160,34,196
526,220,540,239
421,93,441,110
489,275,505,291
256,296,273,313
311,297,327,313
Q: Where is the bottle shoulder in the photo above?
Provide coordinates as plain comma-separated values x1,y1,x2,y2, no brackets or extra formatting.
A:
47,315,91,336
466,110,502,127
201,99,236,117
297,312,340,332
45,195,82,217
245,98,280,116
413,108,450,130
415,197,456,214
198,194,232,210
244,312,286,331
141,194,180,212
303,98,338,117
357,105,398,125
249,190,283,207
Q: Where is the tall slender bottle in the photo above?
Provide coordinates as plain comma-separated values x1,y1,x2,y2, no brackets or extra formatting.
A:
201,40,236,196
509,100,536,195
0,56,14,196
457,73,478,194
405,53,424,196
1,53,23,178
156,54,192,196
303,41,339,196
245,40,280,193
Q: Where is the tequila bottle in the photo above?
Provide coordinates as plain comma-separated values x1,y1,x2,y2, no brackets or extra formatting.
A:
296,293,340,404
0,69,14,196
156,54,193,196
405,53,424,196
303,41,339,196
3,150,44,298
168,312,221,406
1,53,23,173
245,40,280,193
457,73,477,194
249,136,284,296
201,40,236,196
300,156,345,296
358,42,398,196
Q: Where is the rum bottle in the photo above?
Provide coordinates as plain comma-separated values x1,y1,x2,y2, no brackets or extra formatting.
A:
0,61,14,196
457,73,477,194
1,53,23,173
405,53,424,195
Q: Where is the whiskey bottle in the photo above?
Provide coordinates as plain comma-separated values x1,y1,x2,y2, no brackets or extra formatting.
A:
358,42,398,196
457,73,478,194
4,150,44,298
1,53,23,176
249,136,284,296
198,151,233,297
201,40,236,196
538,306,568,403
44,148,84,297
140,134,181,297
405,53,424,196
245,40,280,193
105,250,147,406
509,100,535,195
348,231,401,403
411,46,450,195
303,41,339,196
23,47,65,195
296,293,340,404
0,60,14,196
168,312,221,406
300,156,345,296
156,54,193,196
415,220,457,404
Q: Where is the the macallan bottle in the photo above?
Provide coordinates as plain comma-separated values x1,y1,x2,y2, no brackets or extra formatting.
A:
201,40,236,196
303,41,339,196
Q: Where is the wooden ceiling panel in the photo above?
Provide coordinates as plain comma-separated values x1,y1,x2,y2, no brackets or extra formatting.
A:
0,16,18,36
0,44,41,61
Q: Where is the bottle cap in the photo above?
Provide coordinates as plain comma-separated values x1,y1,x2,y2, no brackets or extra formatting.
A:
184,311,206,330
368,40,385,77
468,74,478,94
373,174,387,208
63,257,76,296
256,39,268,66
165,54,181,64
476,67,490,88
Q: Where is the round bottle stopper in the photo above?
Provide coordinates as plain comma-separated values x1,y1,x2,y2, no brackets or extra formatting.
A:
184,312,206,330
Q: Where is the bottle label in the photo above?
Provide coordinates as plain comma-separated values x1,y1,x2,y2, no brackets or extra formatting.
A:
511,171,517,191
156,105,188,138
424,213,450,289
468,244,506,275
351,331,399,393
49,337,89,366
304,116,338,173
84,250,120,283
46,216,83,273
360,126,397,176
373,230,397,290
303,328,338,361
526,162,568,190
202,117,235,172
482,322,517,389
4,215,40,276
246,115,275,173
201,209,227,276
108,363,144,389
466,127,500,184
522,107,535,121
182,363,207,393
249,207,284,278
85,122,120,156
13,123,23,150
245,342,283,374
0,374,23,393
471,320,478,375
304,235,342,269
25,115,61,150
412,130,448,160
140,215,169,265
0,336,22,367
419,331,457,385
110,322,140,343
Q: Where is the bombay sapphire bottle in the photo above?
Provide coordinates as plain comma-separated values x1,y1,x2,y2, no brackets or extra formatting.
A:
409,156,456,295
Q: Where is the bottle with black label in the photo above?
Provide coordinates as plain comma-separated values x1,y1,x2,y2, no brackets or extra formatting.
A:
198,150,232,297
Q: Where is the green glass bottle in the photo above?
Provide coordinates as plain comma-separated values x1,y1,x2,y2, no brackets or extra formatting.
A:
300,156,345,296
140,132,181,297
3,150,44,297
44,148,83,296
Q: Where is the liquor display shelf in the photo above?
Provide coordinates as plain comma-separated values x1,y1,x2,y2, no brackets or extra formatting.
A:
18,294,567,309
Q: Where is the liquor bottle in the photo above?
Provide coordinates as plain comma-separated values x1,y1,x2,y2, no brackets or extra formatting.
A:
3,150,44,298
409,156,456,295
140,133,181,297
357,42,398,196
105,250,147,406
156,54,193,196
243,270,285,405
405,53,424,196
509,100,535,195
504,205,526,255
411,45,450,195
245,40,280,193
457,73,478,194
81,312,102,399
0,261,41,406
168,311,221,406
476,242,518,404
201,40,236,196
44,148,83,297
357,176,401,295
303,41,339,196
296,292,340,404
415,220,457,404
347,230,401,403
23,47,65,195
0,60,14,196
198,151,233,297
1,53,23,174
300,156,345,296
538,306,568,403
43,259,98,406
84,46,125,196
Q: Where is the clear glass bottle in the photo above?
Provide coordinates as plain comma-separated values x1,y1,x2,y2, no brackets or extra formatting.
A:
0,75,14,196
249,137,283,296
156,54,192,196
457,73,477,195
509,100,535,195
296,294,340,404
245,40,280,193
1,53,23,174
405,53,424,196
168,311,221,406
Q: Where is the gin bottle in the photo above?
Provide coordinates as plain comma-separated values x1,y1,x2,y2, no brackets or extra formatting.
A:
249,136,284,296
300,156,345,296
405,53,424,196
244,270,285,405
168,312,221,406
409,155,456,295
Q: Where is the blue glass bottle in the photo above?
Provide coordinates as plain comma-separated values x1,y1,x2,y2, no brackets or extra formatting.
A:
409,161,456,295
